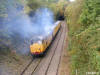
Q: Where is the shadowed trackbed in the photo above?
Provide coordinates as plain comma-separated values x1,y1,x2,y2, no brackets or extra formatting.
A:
20,21,67,75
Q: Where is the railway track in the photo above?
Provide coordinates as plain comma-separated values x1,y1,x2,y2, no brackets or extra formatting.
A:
20,59,34,75
20,58,41,75
46,21,67,75
20,21,67,75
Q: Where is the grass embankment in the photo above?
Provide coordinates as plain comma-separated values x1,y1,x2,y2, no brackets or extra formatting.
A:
65,0,100,75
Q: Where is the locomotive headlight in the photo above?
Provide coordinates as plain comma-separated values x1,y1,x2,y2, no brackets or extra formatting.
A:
38,41,42,44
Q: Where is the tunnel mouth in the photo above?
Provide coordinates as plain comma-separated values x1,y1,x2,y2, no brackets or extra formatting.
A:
56,12,65,21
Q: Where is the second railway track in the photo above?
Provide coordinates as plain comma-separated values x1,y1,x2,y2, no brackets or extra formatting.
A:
20,58,42,75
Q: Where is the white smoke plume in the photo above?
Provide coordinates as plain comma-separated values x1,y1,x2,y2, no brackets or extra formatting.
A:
0,0,55,54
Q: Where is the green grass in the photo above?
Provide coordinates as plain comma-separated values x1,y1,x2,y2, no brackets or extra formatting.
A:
70,25,100,75
65,0,100,75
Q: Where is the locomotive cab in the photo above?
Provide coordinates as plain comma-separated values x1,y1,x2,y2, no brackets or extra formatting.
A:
30,38,44,55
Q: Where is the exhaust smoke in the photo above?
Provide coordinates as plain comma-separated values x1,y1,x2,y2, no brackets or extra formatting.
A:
0,0,55,54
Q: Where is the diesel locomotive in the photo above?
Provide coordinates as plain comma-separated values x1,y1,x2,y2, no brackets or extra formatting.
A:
30,21,61,55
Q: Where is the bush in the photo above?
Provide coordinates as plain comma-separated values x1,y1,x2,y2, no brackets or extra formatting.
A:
65,0,100,75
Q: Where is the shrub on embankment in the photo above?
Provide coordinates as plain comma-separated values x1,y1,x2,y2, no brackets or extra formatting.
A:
65,0,100,75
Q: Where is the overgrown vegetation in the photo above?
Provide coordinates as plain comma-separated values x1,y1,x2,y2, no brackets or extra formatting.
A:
26,0,67,20
65,0,100,75
0,0,24,53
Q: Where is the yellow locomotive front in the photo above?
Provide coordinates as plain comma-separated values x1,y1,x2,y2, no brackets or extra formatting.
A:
30,37,44,55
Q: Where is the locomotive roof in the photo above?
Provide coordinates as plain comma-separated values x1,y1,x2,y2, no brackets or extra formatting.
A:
31,21,61,43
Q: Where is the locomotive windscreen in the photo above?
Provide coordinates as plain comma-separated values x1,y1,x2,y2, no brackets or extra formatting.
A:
31,36,43,44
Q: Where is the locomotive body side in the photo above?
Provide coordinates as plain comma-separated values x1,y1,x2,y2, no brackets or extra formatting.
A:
53,21,61,37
